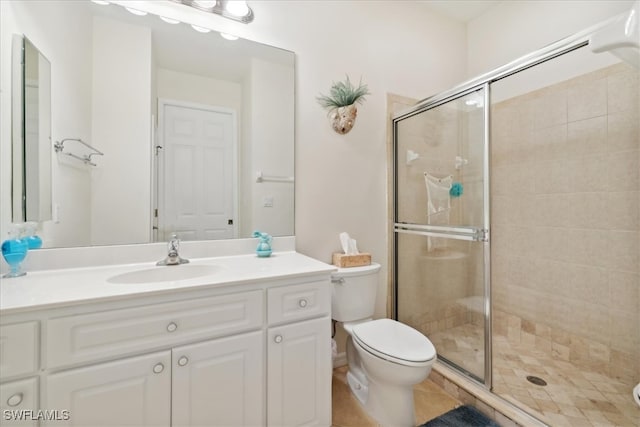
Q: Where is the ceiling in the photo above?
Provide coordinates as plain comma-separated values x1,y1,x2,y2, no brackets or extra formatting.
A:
419,1,501,23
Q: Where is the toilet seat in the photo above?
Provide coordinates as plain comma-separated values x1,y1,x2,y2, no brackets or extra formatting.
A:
352,318,436,367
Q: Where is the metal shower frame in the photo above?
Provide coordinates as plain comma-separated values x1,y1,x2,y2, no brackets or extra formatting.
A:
390,14,622,390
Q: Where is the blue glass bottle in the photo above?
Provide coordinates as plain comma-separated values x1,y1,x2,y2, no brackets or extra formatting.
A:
2,225,28,278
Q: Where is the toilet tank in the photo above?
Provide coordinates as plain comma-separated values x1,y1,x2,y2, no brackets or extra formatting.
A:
331,263,381,322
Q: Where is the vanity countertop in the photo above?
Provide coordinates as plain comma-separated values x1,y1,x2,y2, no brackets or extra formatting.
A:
0,251,336,315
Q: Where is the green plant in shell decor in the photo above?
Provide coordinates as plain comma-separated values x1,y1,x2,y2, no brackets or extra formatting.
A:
316,76,370,135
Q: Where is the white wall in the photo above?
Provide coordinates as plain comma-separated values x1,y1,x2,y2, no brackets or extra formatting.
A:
466,0,634,78
244,1,468,318
90,16,152,245
156,68,242,112
0,1,94,247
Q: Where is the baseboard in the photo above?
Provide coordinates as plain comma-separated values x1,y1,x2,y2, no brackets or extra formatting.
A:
333,351,347,368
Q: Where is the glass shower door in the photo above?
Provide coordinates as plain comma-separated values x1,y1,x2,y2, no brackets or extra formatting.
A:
393,86,490,383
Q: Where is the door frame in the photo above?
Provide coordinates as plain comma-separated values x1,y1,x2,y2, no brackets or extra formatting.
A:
156,98,239,241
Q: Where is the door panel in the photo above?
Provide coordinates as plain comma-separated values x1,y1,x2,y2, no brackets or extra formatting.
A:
45,351,171,426
267,317,331,427
160,102,236,241
171,332,263,427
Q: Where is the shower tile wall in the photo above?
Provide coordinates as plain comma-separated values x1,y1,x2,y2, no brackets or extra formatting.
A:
491,62,639,387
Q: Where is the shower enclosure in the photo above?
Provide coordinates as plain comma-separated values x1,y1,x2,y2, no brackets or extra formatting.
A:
393,13,639,426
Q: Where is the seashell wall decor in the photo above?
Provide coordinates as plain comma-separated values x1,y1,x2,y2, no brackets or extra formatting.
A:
316,76,370,135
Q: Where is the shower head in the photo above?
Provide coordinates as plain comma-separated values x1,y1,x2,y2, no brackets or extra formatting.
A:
590,0,640,68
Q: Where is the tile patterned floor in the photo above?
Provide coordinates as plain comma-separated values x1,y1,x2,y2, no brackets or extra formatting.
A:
429,324,640,427
331,366,460,427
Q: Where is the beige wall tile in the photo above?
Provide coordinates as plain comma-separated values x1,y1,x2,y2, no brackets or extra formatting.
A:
532,89,567,129
566,228,608,268
607,150,639,191
607,68,639,114
607,191,639,231
568,77,607,122
608,270,640,314
606,231,639,272
567,192,610,229
608,109,640,152
567,116,607,156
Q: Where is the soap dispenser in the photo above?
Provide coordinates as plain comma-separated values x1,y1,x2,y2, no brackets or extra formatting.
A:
252,231,272,257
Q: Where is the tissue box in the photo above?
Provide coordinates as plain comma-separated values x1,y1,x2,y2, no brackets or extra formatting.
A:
332,253,371,268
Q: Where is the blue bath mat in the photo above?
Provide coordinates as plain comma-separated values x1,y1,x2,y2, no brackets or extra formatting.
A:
420,405,500,427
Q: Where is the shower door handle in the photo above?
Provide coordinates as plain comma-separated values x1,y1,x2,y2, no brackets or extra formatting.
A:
394,223,488,242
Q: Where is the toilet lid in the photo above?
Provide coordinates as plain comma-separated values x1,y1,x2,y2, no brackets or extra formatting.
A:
352,318,436,364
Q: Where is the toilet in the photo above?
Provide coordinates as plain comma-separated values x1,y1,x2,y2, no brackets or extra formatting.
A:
331,263,436,427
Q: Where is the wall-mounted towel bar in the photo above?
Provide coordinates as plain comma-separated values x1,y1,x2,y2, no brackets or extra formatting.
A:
54,138,104,166
255,171,294,183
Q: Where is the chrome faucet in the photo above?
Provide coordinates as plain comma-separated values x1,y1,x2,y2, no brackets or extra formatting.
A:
157,233,189,266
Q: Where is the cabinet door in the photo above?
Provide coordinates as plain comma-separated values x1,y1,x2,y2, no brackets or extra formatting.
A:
0,377,38,427
172,331,263,427
45,351,171,426
268,317,331,427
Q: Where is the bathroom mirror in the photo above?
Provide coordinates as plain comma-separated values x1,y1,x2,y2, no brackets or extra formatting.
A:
2,0,294,248
11,35,52,224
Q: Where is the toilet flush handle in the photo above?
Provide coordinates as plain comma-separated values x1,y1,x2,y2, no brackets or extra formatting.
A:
331,277,344,284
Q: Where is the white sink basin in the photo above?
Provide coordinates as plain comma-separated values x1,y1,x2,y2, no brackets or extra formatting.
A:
107,264,219,284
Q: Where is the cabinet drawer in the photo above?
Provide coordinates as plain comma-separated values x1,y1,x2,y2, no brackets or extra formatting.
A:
46,290,263,369
0,377,39,427
267,281,330,325
0,322,39,379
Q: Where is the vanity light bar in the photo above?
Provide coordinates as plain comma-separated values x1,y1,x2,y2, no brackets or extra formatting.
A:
170,0,254,24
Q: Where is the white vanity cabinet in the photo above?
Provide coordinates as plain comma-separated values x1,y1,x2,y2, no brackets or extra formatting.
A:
266,281,332,427
0,322,40,427
1,265,333,427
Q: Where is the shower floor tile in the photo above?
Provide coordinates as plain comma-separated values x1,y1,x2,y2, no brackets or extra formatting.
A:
429,323,640,426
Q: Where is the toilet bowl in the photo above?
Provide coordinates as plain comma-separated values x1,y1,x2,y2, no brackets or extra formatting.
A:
332,264,437,427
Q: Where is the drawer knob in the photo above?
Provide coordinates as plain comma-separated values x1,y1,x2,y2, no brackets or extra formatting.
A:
298,298,308,308
274,335,283,344
7,393,23,407
178,356,189,367
153,363,165,374
167,322,178,332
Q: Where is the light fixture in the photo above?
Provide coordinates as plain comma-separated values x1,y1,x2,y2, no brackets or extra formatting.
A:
125,7,148,16
91,0,110,5
224,1,249,17
191,24,212,33
160,16,181,24
220,33,238,41
170,0,254,24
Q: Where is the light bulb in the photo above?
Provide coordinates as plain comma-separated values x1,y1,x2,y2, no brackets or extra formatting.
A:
224,0,249,17
220,33,239,40
194,0,217,9
160,16,181,24
125,7,148,16
191,25,212,33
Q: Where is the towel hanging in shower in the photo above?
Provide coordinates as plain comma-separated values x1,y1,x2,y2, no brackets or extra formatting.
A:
424,172,452,251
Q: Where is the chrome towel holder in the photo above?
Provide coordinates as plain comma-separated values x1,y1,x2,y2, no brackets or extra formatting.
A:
54,138,104,166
